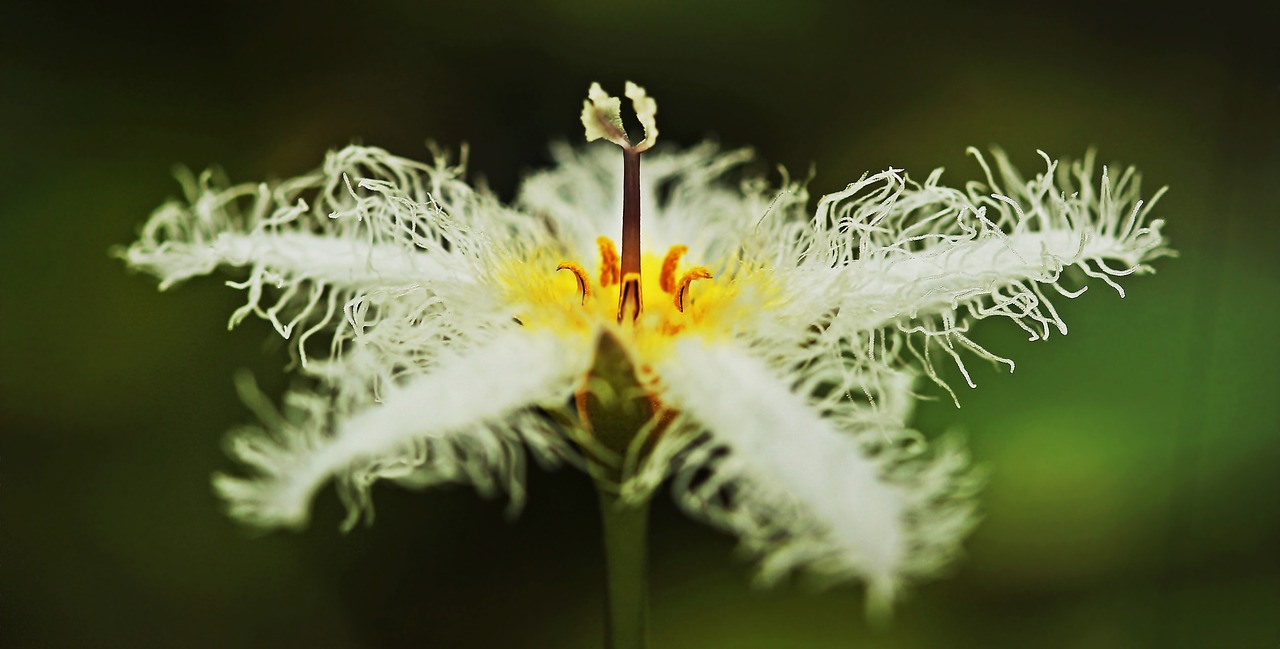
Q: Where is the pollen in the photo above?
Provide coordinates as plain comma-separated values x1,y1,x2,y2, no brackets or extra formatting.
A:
497,245,763,364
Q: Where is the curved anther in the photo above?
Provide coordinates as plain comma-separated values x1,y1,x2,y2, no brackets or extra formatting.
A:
675,267,712,312
597,236,620,287
659,245,688,294
557,262,591,305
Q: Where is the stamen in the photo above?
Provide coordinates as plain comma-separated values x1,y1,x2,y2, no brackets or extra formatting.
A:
618,273,642,323
597,236,620,287
675,267,712,312
556,262,591,305
659,245,688,294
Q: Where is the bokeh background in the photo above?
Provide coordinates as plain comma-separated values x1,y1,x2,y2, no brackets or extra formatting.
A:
2,1,1277,647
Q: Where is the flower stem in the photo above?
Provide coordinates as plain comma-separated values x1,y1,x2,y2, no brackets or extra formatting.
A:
596,486,650,649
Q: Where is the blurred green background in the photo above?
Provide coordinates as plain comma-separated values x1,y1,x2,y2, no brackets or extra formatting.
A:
2,1,1277,647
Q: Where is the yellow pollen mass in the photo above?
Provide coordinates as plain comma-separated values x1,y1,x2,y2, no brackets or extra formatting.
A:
497,245,767,362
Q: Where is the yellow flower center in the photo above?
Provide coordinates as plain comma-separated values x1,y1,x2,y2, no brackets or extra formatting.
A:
498,237,754,361
500,81,776,365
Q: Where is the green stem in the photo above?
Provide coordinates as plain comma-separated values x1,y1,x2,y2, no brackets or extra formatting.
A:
596,486,651,649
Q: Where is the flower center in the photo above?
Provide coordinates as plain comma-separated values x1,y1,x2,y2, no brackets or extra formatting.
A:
497,232,734,354
563,82,720,337
499,82,762,358
555,237,714,332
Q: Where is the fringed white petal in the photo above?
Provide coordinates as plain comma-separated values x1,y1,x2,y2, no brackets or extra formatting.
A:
769,149,1171,394
124,145,539,367
214,328,589,530
126,146,488,287
653,337,978,607
132,230,463,291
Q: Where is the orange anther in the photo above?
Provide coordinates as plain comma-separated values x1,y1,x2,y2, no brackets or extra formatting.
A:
597,237,620,287
659,245,688,294
675,267,712,312
556,262,591,305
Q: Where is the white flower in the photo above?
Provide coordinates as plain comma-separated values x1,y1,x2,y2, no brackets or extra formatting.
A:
124,82,1170,606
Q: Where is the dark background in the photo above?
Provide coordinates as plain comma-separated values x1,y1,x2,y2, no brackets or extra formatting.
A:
2,1,1277,647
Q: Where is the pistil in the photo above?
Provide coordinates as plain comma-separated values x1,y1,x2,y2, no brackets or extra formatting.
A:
581,81,659,325
618,148,643,322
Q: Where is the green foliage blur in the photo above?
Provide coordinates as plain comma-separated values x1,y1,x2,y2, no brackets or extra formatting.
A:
2,1,1276,647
